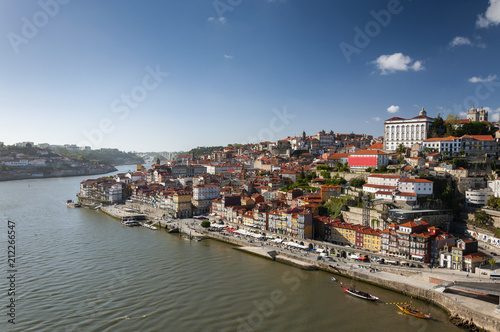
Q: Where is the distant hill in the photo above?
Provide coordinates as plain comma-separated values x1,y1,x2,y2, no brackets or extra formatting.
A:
52,147,144,165
188,146,225,157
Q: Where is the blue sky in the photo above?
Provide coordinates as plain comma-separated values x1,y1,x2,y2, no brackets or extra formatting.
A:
1,0,500,152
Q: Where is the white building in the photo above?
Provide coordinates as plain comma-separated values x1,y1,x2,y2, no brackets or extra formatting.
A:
383,108,434,151
487,179,500,198
192,184,220,201
422,136,462,155
2,159,29,167
108,184,123,203
467,106,488,122
397,178,433,196
362,174,401,194
465,188,493,207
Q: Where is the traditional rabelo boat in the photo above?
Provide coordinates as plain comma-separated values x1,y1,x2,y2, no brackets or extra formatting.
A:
340,282,379,301
396,303,432,319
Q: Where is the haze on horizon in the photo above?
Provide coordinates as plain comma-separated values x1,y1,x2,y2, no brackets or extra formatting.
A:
1,0,500,152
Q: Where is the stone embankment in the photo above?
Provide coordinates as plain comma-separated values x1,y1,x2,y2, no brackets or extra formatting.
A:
95,204,499,331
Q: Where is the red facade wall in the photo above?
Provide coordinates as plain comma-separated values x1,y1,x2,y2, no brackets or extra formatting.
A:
348,155,378,167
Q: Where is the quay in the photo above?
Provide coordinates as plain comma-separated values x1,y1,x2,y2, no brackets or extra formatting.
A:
94,204,499,331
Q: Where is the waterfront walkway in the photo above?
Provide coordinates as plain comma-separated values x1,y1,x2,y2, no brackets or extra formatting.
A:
97,204,500,331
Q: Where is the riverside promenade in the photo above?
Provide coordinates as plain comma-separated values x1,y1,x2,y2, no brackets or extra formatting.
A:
97,204,499,331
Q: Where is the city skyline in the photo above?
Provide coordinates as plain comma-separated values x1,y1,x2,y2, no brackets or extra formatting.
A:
1,0,500,152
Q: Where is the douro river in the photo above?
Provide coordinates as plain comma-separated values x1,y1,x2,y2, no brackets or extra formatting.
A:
0,166,461,331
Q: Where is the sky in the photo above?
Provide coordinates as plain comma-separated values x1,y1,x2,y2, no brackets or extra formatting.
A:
1,0,500,152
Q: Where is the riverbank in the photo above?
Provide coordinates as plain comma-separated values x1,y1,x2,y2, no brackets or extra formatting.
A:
0,166,117,182
204,229,499,331
96,204,499,331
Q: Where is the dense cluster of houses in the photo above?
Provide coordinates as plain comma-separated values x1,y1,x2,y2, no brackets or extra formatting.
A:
78,107,500,271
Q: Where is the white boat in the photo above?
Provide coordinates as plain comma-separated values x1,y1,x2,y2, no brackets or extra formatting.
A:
121,218,140,227
140,222,157,230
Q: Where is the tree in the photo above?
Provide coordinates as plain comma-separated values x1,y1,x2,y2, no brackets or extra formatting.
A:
201,221,211,228
396,143,406,155
351,178,366,188
487,196,500,209
429,114,446,137
320,171,331,179
489,258,496,270
317,165,330,171
379,165,387,173
474,210,491,225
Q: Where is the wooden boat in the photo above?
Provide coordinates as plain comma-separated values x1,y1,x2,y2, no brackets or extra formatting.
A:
396,303,432,319
341,285,378,301
66,199,81,208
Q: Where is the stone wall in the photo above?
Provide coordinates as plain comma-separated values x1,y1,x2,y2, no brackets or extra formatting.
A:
341,207,386,227
318,263,500,332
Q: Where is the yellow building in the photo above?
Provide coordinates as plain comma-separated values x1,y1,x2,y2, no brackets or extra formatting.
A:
173,191,192,218
361,229,382,252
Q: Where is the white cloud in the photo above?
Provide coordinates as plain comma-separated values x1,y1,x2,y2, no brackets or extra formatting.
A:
207,17,226,24
224,54,233,59
468,74,498,83
449,36,486,48
371,53,425,75
449,36,472,47
387,105,400,114
486,107,500,122
372,117,381,122
477,0,500,28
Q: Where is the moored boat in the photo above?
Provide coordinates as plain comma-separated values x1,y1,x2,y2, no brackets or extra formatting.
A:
140,222,158,230
66,199,81,208
121,218,140,227
396,303,432,319
341,286,379,301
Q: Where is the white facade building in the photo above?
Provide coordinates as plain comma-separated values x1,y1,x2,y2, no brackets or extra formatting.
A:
422,136,462,155
465,189,493,207
383,108,434,151
397,178,433,196
192,184,220,201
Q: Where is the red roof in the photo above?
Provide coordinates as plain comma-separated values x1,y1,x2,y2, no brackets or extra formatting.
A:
368,142,384,149
399,178,433,183
462,135,494,141
464,252,486,259
424,136,458,142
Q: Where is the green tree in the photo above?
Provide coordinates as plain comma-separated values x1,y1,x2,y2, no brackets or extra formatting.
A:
487,196,500,209
489,258,496,270
429,114,446,137
320,171,331,179
201,220,211,228
474,210,491,225
350,178,366,188
396,143,406,155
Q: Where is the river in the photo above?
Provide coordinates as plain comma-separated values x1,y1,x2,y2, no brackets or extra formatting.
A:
0,165,462,331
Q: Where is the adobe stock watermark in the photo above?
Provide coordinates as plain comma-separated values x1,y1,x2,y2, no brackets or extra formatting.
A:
451,80,500,113
247,107,296,143
211,0,243,21
7,0,71,54
78,65,169,149
236,269,308,332
339,0,410,64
